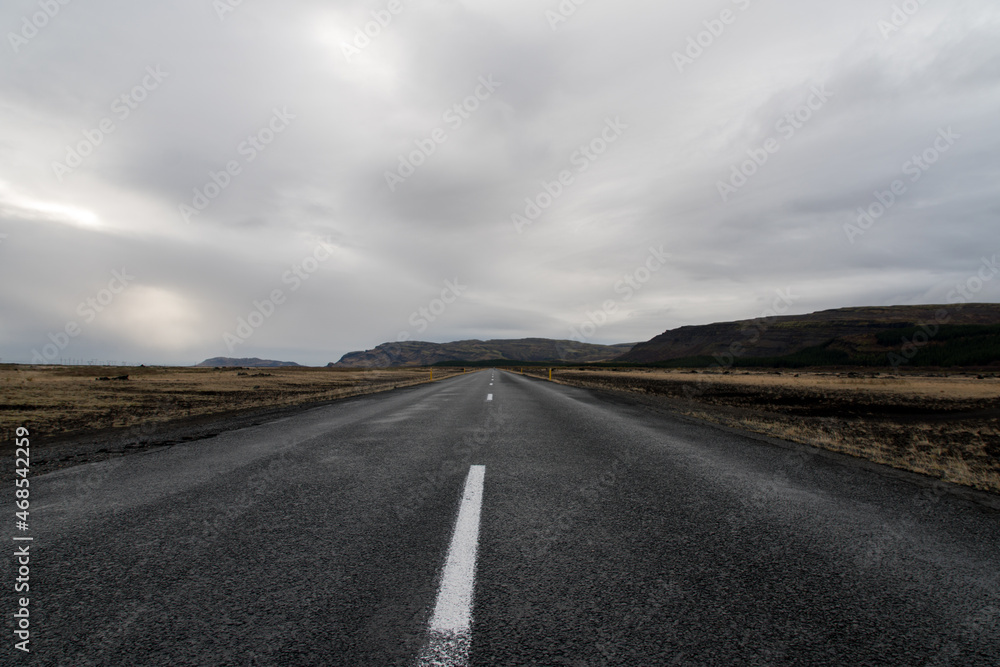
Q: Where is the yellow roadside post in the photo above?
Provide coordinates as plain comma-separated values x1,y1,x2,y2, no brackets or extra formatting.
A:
430,369,433,381
549,368,553,381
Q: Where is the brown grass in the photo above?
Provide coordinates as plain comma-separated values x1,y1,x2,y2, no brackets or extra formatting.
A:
528,368,1000,495
6,363,997,494
0,364,466,445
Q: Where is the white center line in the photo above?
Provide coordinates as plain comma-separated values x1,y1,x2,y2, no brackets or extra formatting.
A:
486,394,493,401
417,465,486,667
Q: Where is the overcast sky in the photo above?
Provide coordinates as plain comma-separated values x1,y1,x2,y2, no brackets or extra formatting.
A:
1,0,998,366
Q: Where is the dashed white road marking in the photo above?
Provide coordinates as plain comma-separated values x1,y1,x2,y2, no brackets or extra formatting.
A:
416,465,486,667
486,394,493,401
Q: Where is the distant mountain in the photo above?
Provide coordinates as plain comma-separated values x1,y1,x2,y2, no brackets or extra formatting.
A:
330,339,636,368
616,304,1000,367
195,357,302,368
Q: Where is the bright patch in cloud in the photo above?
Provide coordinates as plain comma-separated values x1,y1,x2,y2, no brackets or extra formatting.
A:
99,286,207,351
0,180,101,229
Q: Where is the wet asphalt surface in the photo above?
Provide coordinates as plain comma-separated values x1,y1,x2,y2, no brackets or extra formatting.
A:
5,369,999,665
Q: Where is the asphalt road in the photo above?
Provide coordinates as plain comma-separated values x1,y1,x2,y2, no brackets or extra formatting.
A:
6,369,1000,665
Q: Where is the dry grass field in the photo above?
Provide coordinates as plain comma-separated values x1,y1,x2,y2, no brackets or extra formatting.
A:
5,363,998,495
528,368,1000,495
0,364,465,446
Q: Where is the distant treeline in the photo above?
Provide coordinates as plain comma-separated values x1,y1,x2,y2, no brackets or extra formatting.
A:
433,359,565,368
433,324,1000,369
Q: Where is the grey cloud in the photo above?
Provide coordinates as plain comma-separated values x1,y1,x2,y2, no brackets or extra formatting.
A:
1,0,998,365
